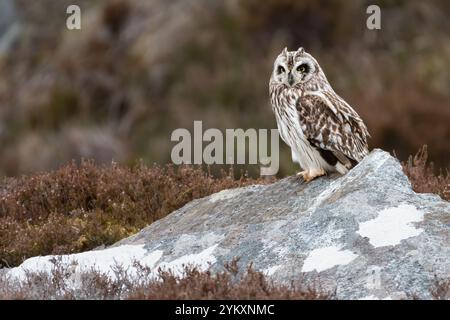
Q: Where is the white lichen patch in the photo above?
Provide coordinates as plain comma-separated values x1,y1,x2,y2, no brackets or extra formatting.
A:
208,185,264,203
8,245,163,281
8,244,219,282
209,189,241,203
158,244,218,276
301,246,358,272
357,204,424,247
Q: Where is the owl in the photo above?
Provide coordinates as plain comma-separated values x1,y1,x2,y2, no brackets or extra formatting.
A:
269,47,370,182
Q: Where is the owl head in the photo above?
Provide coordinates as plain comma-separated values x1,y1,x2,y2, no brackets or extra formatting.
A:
270,47,321,87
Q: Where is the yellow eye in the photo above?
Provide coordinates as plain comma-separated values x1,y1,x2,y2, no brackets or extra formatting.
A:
297,65,306,72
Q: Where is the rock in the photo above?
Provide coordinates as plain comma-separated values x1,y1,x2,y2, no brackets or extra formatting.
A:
7,149,450,299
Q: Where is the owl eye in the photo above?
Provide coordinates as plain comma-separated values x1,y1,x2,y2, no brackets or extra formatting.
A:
277,66,285,74
297,64,309,73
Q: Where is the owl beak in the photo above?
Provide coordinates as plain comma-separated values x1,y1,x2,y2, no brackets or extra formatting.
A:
288,72,294,86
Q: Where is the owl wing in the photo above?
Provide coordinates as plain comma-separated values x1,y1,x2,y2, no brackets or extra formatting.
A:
297,90,370,166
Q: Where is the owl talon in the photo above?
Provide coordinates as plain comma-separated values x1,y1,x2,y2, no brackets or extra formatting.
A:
296,169,326,182
294,171,306,183
296,171,307,180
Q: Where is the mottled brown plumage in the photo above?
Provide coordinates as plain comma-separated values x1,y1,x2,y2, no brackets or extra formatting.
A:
269,47,370,181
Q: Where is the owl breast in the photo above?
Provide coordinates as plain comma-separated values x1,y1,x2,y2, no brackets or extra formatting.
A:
270,87,335,172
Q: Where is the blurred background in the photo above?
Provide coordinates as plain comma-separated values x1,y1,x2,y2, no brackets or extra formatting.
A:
0,0,449,177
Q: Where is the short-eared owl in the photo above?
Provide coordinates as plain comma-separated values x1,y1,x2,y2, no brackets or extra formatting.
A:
269,47,370,182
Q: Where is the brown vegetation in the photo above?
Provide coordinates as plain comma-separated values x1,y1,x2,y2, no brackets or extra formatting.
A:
430,277,450,300
401,145,450,201
0,259,328,300
0,257,448,300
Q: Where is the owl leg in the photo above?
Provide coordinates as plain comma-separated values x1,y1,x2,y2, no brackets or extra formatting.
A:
297,168,326,182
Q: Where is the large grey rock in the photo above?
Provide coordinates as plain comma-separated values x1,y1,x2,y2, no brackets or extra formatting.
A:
7,149,450,299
